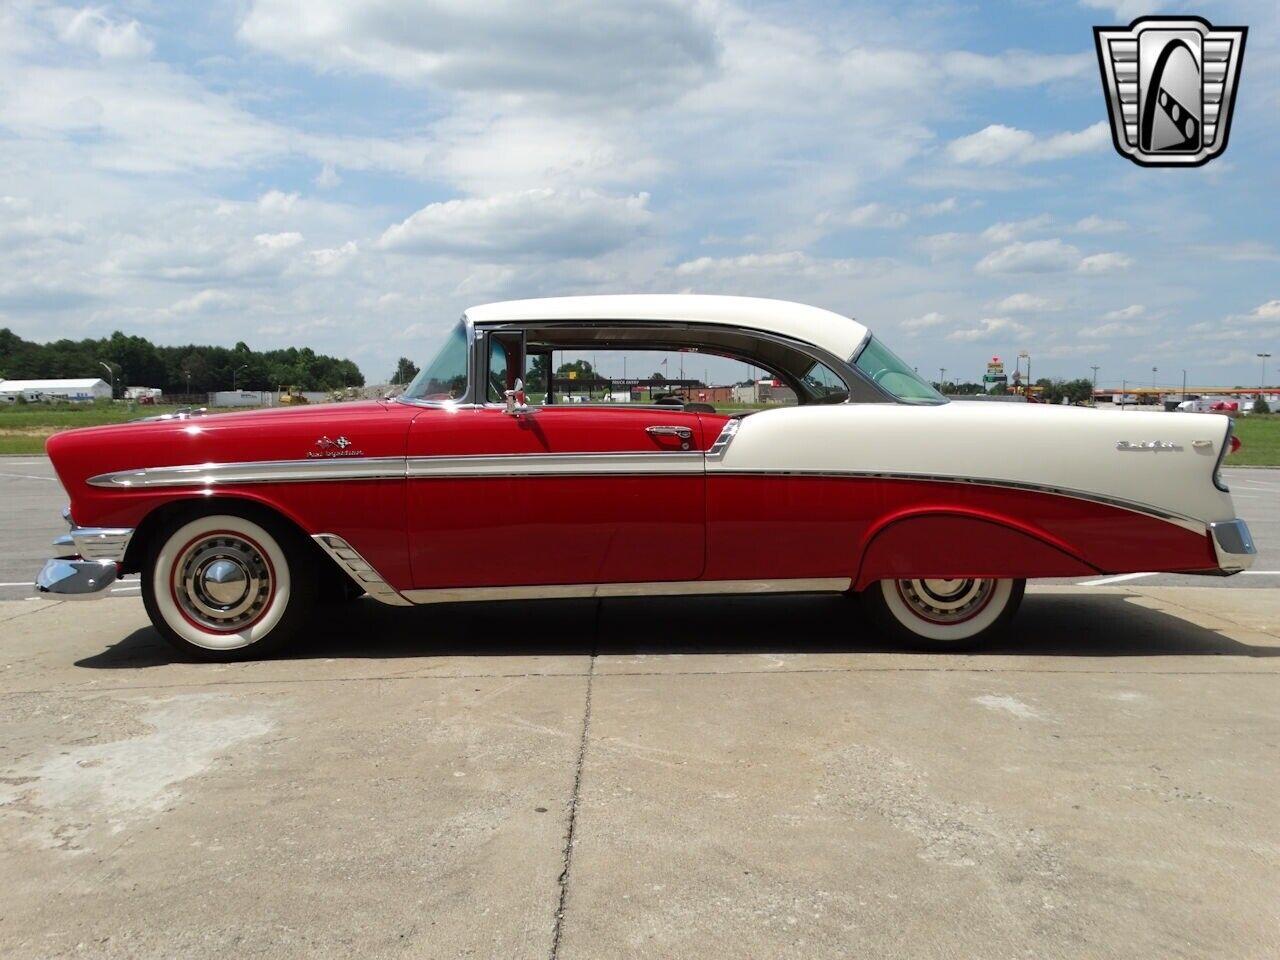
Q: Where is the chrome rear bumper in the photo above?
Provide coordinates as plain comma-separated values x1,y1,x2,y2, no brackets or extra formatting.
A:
34,512,134,599
1209,518,1256,573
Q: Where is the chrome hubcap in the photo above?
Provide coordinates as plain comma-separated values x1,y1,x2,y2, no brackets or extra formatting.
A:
897,578,995,624
175,535,271,631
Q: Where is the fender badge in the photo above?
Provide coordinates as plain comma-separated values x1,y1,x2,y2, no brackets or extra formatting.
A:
309,435,364,458
1116,440,1182,451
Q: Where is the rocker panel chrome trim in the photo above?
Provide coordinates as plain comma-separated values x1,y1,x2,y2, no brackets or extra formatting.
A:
401,577,851,605
312,534,412,606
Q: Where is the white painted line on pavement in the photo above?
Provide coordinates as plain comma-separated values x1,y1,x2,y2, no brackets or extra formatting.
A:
1241,570,1280,575
1078,572,1156,586
0,582,32,587
0,472,57,481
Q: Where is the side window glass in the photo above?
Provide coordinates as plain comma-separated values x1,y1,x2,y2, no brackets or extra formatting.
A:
486,333,524,403
800,360,850,403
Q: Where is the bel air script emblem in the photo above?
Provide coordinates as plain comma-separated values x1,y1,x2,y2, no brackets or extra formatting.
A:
309,435,364,459
1116,440,1182,452
1094,16,1247,167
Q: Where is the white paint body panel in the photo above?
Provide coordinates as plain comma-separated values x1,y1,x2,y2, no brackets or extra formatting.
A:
466,295,869,361
712,402,1238,525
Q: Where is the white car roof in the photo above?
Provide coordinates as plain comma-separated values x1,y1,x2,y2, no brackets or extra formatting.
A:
465,295,870,361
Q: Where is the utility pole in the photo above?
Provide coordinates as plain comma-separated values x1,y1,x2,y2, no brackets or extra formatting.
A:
1260,353,1272,403
1181,369,1187,403
939,367,946,391
1121,379,1126,411
1090,365,1100,403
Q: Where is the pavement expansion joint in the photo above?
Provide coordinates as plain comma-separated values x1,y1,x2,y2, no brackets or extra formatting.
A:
549,602,599,960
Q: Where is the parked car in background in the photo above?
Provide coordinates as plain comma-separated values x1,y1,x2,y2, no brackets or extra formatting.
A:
37,295,1256,659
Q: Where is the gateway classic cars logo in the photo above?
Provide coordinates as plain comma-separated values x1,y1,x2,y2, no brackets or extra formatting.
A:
1094,16,1246,167
309,435,364,458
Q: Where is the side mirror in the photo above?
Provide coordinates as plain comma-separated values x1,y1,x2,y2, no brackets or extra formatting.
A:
504,378,533,416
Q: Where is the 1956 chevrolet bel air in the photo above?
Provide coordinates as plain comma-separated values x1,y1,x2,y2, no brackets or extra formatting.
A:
38,295,1255,659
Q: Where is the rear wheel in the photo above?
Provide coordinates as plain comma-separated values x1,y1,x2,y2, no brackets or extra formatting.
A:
142,511,316,661
860,577,1024,650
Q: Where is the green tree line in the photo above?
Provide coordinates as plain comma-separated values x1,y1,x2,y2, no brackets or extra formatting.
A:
0,329,364,396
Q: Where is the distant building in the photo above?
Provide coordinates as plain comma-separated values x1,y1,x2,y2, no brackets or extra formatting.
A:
0,378,111,402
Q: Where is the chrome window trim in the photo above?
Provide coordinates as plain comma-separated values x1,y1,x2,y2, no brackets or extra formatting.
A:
472,317,894,405
313,534,412,606
394,315,476,408
401,577,851,605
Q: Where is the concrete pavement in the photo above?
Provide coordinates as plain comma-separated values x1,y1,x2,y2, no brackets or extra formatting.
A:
1,587,1278,959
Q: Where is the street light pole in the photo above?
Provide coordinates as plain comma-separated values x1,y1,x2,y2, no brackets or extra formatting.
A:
233,363,248,391
939,367,946,392
97,361,115,400
1181,369,1187,403
1090,365,1100,402
1260,353,1272,403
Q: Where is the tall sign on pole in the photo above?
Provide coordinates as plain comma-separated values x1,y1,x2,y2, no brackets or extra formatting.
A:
983,356,1007,393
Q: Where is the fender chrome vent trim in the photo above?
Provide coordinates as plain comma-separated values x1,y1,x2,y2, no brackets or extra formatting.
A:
312,534,411,606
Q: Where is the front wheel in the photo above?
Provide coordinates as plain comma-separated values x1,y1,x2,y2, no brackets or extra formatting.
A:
859,578,1025,650
142,511,316,661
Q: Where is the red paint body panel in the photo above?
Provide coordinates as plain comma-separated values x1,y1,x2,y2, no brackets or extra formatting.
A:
704,475,1217,587
406,407,708,587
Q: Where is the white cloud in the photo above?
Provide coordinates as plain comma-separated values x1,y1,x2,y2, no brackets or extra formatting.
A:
901,311,948,331
977,239,1132,275
1079,321,1148,338
917,197,960,216
1079,0,1163,22
674,251,893,280
947,122,1108,166
238,0,719,109
258,190,299,214
1074,214,1127,234
378,188,652,259
993,293,1055,312
976,239,1082,274
982,215,1052,244
1078,252,1133,273
169,289,239,314
1103,304,1144,321
53,6,153,59
816,203,908,229
314,164,342,190
254,231,303,249
945,317,1029,342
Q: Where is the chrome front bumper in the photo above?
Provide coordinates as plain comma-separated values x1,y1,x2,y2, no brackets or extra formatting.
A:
1209,519,1256,573
34,510,134,599
36,558,119,598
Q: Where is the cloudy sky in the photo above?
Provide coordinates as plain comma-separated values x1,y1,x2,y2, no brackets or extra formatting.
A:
1,0,1276,388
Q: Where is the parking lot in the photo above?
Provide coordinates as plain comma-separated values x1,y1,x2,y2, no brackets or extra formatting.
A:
2,459,1278,958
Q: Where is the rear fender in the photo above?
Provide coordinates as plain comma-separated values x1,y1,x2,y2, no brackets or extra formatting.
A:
853,507,1098,589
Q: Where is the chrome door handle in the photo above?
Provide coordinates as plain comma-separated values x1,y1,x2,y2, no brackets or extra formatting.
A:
646,425,693,439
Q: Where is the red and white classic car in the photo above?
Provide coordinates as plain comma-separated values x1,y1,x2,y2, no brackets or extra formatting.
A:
39,295,1255,659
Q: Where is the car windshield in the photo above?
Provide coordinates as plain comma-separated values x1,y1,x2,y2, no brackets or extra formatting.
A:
404,320,468,402
854,336,946,405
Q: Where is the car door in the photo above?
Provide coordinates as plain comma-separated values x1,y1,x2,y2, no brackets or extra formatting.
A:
404,330,710,591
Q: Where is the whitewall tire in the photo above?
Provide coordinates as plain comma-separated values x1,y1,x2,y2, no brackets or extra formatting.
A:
142,511,315,661
860,578,1025,649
